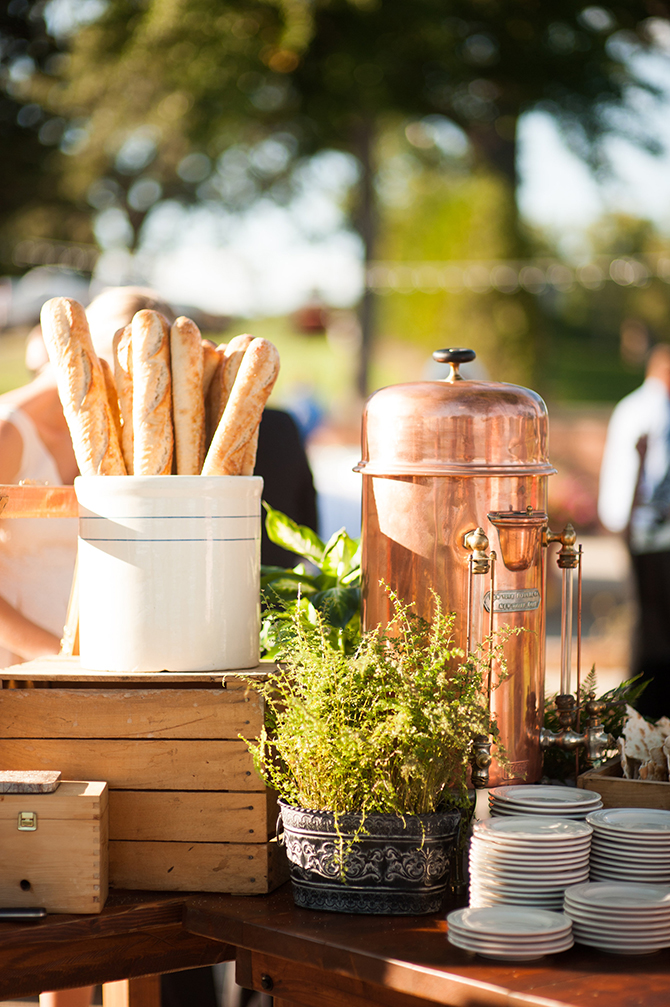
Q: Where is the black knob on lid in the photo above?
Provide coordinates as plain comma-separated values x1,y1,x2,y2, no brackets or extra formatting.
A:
432,348,476,365
433,347,476,382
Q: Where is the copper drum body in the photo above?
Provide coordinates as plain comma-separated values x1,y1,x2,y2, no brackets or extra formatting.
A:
357,371,556,787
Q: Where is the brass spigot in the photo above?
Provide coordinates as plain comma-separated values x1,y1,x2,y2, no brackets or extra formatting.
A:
546,522,579,569
470,734,493,789
540,693,614,767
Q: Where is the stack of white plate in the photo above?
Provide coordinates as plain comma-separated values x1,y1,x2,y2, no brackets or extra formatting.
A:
446,906,573,961
489,785,603,819
469,817,592,909
587,808,670,884
564,881,670,954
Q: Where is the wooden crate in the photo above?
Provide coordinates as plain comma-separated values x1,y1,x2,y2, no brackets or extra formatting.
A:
578,756,670,810
0,780,108,913
0,657,287,895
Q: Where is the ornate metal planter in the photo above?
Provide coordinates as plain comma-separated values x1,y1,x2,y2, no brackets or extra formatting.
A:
279,802,461,914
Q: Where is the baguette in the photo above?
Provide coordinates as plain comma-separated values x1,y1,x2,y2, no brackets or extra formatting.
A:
131,309,173,476
112,324,134,474
205,344,226,448
40,297,126,476
202,339,221,399
202,338,279,476
99,357,122,446
170,316,205,475
205,334,253,446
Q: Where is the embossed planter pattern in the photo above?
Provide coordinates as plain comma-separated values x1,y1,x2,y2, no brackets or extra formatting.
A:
279,802,461,914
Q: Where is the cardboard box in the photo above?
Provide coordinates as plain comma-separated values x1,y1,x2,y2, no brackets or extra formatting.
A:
0,780,108,913
578,756,670,810
0,657,287,894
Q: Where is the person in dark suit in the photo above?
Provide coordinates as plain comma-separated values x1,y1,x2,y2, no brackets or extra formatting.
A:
255,408,318,567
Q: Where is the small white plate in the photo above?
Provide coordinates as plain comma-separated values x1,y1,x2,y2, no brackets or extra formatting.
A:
473,817,593,841
447,906,572,937
590,868,670,884
586,808,670,835
469,837,584,861
471,862,589,882
447,931,573,960
590,844,670,863
490,807,600,819
490,785,602,807
564,881,670,910
566,910,670,936
571,932,670,954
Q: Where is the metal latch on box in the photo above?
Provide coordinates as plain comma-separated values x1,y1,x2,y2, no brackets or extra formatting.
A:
17,812,37,831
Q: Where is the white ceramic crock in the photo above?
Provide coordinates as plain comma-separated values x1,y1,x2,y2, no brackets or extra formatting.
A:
74,475,263,672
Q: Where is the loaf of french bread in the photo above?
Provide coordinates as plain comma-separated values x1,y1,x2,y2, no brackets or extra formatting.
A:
131,309,173,476
112,324,134,474
202,337,279,476
40,297,126,476
170,316,205,475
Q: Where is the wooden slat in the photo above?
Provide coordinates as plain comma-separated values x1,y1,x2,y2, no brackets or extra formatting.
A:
0,781,107,821
109,791,275,843
0,655,271,684
0,484,77,519
109,838,288,894
0,739,263,790
0,688,264,739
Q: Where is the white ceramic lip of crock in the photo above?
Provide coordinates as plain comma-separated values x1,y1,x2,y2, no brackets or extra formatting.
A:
75,474,263,673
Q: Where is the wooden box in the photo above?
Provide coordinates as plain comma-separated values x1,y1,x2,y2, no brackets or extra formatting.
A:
578,757,670,810
0,779,108,914
0,657,287,895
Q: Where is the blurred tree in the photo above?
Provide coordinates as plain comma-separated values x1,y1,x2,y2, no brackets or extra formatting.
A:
7,0,670,386
0,2,95,268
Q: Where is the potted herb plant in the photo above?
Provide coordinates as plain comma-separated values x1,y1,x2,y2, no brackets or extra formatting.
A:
243,544,507,914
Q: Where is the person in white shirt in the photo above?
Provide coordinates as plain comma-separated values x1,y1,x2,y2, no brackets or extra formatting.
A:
598,344,670,719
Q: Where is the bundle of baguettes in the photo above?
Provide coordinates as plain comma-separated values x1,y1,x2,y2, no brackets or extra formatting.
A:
40,296,280,477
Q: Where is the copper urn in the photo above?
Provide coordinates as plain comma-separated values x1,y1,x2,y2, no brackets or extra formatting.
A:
356,348,556,787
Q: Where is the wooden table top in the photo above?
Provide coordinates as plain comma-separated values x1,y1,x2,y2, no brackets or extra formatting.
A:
184,883,670,1007
1,885,668,1006
0,891,232,999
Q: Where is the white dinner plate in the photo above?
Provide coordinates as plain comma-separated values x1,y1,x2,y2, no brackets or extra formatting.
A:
447,906,572,937
473,817,593,842
586,808,670,835
490,807,599,819
590,844,670,864
490,786,602,807
571,932,670,954
447,931,573,960
470,887,565,907
565,909,670,936
470,842,589,864
470,863,589,883
564,881,670,910
590,868,670,884
471,867,589,887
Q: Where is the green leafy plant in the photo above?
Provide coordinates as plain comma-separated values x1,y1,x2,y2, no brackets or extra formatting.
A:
241,586,509,818
542,666,649,782
260,503,361,657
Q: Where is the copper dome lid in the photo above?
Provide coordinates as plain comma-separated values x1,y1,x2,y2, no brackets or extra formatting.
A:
356,347,556,477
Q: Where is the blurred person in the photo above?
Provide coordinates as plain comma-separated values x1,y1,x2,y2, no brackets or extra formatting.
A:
0,288,175,668
598,343,670,719
0,289,174,1007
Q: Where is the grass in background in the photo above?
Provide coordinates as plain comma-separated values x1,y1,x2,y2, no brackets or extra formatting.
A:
0,328,32,394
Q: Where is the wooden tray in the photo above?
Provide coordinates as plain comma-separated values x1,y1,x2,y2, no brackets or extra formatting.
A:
578,756,670,810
